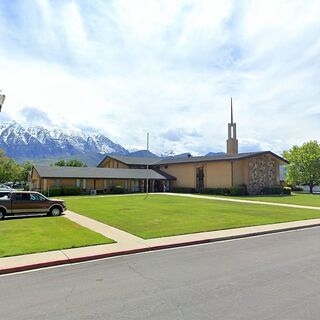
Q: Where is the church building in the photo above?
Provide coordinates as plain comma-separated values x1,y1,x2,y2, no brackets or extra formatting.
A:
30,100,288,195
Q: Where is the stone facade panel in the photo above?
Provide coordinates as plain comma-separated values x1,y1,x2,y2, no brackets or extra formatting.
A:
248,155,277,194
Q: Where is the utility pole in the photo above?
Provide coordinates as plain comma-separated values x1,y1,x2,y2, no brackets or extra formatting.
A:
146,132,149,196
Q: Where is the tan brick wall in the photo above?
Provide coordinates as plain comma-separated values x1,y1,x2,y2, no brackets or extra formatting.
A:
160,161,233,189
206,161,232,188
232,159,249,186
160,163,196,188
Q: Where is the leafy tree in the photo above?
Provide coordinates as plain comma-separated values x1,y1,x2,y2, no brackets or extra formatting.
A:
0,151,21,183
19,160,34,182
53,159,87,167
283,140,320,193
54,160,66,166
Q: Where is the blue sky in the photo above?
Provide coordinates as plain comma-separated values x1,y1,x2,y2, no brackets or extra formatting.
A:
0,0,319,155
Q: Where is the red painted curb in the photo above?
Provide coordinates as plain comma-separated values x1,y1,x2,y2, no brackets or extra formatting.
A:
1,223,320,275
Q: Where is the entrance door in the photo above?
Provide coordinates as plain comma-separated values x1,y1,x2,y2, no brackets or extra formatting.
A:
196,167,204,192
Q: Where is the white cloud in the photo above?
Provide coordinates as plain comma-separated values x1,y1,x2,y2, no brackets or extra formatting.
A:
0,0,319,155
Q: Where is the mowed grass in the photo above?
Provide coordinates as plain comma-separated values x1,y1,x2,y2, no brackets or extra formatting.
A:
209,193,320,207
65,194,320,239
0,216,114,258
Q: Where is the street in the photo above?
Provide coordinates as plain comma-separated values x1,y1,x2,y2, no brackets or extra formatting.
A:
1,227,320,320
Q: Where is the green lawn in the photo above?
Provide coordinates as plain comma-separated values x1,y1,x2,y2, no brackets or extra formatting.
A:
208,193,320,207
0,216,114,258
65,194,320,239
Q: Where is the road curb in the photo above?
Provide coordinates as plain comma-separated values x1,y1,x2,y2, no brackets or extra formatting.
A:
1,222,320,275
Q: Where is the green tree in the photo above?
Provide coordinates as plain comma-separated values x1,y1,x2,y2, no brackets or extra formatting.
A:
19,160,34,182
0,151,21,183
53,159,87,167
53,160,66,166
283,140,320,193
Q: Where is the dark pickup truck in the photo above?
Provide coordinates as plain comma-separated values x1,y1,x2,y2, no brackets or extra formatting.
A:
0,191,66,220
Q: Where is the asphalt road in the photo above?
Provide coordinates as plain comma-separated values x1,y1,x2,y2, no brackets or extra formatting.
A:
1,227,320,320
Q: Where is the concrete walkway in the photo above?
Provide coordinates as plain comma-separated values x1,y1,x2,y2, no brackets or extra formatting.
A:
161,192,320,211
65,210,147,246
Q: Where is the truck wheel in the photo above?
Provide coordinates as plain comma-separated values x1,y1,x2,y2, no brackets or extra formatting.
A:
0,210,5,220
49,207,62,217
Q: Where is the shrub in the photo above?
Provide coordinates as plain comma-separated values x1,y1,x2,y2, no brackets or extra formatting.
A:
62,186,81,196
111,185,126,194
230,186,246,196
261,186,291,195
200,188,230,195
171,187,196,193
47,187,62,197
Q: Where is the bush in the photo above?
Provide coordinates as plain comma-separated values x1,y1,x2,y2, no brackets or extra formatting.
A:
171,187,196,193
230,186,246,196
261,186,291,195
111,185,126,194
47,187,62,197
62,186,81,196
200,188,230,195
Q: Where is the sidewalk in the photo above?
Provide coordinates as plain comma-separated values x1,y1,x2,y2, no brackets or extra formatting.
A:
161,192,320,211
2,211,320,275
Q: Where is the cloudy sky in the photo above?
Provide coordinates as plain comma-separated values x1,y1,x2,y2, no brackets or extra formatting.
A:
0,0,319,155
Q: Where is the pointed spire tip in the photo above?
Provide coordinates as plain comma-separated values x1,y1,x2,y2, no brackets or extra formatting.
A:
230,97,233,124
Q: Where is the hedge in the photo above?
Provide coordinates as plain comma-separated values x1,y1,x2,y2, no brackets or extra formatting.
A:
229,186,246,196
171,187,196,193
44,186,81,197
261,186,291,195
62,186,81,196
199,188,230,195
111,185,126,194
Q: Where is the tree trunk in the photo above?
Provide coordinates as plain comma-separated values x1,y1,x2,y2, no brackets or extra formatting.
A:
309,184,313,194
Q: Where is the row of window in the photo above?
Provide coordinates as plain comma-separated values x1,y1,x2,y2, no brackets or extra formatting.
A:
54,179,141,192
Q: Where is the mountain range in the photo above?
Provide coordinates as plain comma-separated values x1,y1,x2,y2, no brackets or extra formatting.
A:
0,122,225,166
0,122,129,165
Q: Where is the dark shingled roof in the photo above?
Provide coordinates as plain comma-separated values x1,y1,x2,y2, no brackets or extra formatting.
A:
33,166,176,180
156,151,289,165
98,155,159,167
102,151,288,166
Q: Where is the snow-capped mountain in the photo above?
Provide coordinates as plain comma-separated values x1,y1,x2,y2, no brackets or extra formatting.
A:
0,121,129,164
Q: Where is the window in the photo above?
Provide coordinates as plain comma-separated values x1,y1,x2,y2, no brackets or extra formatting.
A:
0,192,10,200
76,179,81,188
82,179,87,191
196,167,204,192
30,193,46,201
15,193,31,201
133,180,139,192
104,179,111,191
55,179,61,187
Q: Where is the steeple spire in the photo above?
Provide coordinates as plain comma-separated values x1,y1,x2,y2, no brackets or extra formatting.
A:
226,98,238,155
231,97,233,124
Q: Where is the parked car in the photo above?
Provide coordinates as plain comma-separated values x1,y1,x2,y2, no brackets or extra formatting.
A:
0,184,12,191
0,191,67,220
